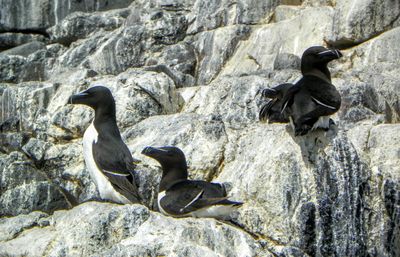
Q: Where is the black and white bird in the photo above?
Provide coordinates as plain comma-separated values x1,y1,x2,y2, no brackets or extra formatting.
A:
142,146,243,218
280,46,342,136
68,86,140,204
259,83,294,123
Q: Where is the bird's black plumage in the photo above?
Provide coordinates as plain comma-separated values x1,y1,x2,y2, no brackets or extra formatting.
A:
142,146,242,218
68,86,140,204
280,46,342,136
259,83,294,123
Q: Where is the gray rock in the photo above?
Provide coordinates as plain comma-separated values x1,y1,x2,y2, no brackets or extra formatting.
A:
0,0,134,32
0,202,268,257
0,41,46,57
0,33,47,51
0,151,71,216
326,0,400,47
124,113,228,180
193,25,251,85
48,8,130,45
221,7,334,76
0,0,399,256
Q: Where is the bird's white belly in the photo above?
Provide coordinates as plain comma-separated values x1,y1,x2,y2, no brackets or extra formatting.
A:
82,123,130,204
157,191,237,219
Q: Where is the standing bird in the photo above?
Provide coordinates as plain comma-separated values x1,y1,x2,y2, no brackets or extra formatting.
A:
259,83,294,123
68,86,140,204
281,46,342,136
142,146,242,219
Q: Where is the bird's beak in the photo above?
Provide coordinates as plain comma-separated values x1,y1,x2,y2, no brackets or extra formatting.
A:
141,146,167,158
318,49,343,60
261,88,278,99
67,91,89,105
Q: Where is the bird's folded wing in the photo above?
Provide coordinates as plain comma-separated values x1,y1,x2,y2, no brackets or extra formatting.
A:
102,172,140,203
92,141,140,203
161,182,235,215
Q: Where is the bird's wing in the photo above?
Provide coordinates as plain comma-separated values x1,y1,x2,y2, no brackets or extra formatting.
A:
281,83,302,113
92,139,140,203
303,75,341,110
160,181,238,215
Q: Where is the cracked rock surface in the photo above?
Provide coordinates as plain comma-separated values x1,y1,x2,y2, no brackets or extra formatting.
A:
0,0,399,256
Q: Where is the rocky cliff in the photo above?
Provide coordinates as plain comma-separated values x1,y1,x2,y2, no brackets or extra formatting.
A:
0,0,399,256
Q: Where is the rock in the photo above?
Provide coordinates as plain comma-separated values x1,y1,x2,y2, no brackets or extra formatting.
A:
0,41,46,57
217,125,371,256
0,0,400,256
187,0,279,34
184,72,300,129
222,7,334,76
0,151,71,216
124,113,228,180
326,0,400,47
48,8,130,45
0,32,47,51
0,0,134,33
0,202,268,257
193,25,251,85
335,27,400,123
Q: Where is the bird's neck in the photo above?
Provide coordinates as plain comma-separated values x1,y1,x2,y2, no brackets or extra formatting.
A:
301,64,331,82
159,165,188,192
93,105,119,137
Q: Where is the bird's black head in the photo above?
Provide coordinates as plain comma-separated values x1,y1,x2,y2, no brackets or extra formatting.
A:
301,46,342,79
67,86,115,110
142,146,188,190
142,146,187,169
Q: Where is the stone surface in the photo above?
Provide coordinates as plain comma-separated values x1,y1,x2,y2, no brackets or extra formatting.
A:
0,202,267,257
0,0,399,256
326,0,400,47
0,0,134,32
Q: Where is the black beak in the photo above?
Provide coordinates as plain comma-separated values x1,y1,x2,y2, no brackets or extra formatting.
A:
142,146,169,158
261,88,279,99
67,92,89,105
318,49,343,60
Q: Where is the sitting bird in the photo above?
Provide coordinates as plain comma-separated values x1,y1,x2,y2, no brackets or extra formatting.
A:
68,86,140,204
142,146,242,219
259,83,294,123
280,46,342,136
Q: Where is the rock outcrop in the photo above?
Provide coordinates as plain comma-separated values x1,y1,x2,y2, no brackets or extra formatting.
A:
0,0,399,256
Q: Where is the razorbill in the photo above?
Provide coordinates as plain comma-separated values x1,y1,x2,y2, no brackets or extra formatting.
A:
141,146,243,219
281,46,342,136
259,83,294,123
68,86,140,204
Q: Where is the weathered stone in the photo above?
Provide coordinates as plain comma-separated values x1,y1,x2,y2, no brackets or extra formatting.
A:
0,202,268,257
0,0,134,32
48,8,130,45
193,25,251,85
0,33,47,51
222,7,334,76
124,113,227,180
0,41,46,57
0,151,71,216
326,0,400,47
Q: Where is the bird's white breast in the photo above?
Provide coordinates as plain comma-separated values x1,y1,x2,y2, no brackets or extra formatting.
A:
82,123,130,204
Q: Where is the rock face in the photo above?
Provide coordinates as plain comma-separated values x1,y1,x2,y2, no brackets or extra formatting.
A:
0,1,399,257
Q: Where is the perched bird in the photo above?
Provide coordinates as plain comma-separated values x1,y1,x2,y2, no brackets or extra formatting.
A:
281,46,342,136
142,146,242,218
68,86,140,204
259,83,294,123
